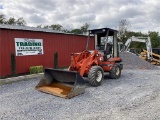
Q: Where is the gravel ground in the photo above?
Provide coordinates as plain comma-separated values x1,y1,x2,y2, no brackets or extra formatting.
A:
120,52,159,70
0,69,160,120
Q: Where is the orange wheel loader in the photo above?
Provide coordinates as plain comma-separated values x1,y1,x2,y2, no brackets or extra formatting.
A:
36,28,123,99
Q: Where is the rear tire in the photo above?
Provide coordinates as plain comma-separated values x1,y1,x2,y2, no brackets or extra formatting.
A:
88,66,104,87
109,64,121,79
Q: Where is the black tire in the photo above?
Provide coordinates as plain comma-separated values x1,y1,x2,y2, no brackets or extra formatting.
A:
109,64,121,79
88,66,104,87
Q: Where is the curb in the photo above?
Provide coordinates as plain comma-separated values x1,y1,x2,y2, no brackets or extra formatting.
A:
0,73,44,85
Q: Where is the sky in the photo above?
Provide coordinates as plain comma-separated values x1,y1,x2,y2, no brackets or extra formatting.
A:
0,0,160,33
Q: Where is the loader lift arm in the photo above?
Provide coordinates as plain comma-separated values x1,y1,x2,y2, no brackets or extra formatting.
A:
69,50,104,76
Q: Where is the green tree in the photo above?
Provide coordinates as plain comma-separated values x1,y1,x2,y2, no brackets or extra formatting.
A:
41,24,65,31
0,14,5,24
37,25,42,28
5,17,26,26
38,23,89,34
148,31,160,48
70,29,82,34
7,17,16,25
81,23,89,35
11,53,16,76
16,17,26,26
43,25,50,29
69,23,89,34
50,24,63,31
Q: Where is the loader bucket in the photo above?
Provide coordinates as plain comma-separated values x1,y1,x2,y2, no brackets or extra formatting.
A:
35,68,86,99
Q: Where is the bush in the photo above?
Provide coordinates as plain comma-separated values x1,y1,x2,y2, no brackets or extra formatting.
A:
30,66,43,74
11,53,16,76
54,52,58,69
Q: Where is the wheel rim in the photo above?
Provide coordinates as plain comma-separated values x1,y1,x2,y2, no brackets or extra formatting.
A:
116,67,120,76
96,71,102,82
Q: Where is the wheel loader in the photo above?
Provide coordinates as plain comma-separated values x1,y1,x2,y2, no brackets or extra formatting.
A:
36,28,123,98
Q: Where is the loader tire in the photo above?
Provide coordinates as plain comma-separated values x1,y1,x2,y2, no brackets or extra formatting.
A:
109,64,121,79
88,66,104,87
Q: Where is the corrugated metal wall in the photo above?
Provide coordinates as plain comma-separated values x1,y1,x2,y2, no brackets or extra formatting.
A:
0,29,94,77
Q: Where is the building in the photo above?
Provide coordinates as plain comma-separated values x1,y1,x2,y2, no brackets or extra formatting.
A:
0,24,94,77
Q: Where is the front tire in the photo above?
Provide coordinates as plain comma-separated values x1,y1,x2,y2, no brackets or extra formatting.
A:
88,66,104,87
109,64,121,79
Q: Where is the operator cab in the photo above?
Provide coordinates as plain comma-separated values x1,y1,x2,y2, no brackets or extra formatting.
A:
87,28,119,60
95,32,113,57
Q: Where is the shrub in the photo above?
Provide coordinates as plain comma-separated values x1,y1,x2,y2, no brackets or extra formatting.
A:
54,52,58,69
11,53,16,76
30,65,43,74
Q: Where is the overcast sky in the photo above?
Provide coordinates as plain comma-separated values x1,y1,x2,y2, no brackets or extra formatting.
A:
0,0,160,33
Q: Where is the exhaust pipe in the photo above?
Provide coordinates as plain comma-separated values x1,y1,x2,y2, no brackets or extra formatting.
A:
35,68,86,99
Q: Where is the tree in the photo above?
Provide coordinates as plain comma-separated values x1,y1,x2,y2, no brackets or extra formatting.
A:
118,19,130,44
7,17,16,25
69,23,90,34
0,14,5,24
50,24,63,31
37,23,90,34
40,24,65,31
43,25,50,29
148,31,160,48
3,16,27,26
70,29,82,34
81,23,89,35
37,25,42,28
16,17,26,26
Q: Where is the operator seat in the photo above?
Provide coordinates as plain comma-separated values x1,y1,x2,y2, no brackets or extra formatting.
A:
104,43,113,61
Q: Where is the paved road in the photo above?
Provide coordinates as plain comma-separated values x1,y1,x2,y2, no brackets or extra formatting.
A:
0,69,160,120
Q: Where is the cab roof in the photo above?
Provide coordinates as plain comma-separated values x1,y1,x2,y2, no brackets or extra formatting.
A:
89,28,117,36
